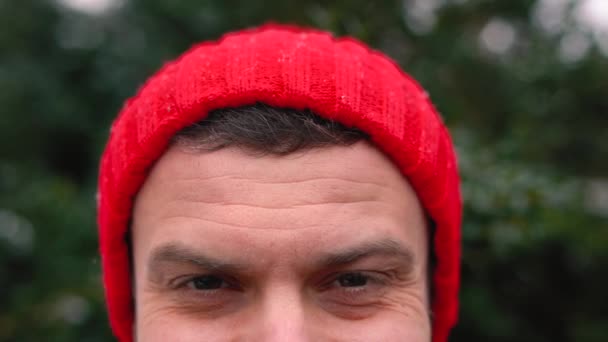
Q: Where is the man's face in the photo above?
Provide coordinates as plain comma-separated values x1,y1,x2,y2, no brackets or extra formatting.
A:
132,141,430,341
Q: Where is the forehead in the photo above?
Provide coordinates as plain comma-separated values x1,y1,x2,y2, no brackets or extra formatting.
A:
132,141,427,264
145,141,405,188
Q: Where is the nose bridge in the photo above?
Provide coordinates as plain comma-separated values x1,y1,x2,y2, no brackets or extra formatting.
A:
256,282,309,342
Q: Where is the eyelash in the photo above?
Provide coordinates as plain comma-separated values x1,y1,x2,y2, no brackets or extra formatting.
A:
324,272,388,296
172,274,237,294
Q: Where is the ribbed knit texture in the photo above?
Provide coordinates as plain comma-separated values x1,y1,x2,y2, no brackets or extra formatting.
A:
98,24,462,342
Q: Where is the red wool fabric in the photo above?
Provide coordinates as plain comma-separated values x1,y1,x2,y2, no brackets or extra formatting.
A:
98,24,462,342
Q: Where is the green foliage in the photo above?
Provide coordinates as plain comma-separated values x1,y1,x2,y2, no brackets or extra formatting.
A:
1,0,606,341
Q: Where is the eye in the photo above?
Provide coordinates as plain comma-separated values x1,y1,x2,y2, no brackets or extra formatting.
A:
318,271,390,313
187,275,229,290
336,272,369,287
168,274,243,310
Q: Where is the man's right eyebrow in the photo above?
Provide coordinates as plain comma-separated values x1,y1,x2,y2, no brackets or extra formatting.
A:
313,238,417,273
147,243,249,276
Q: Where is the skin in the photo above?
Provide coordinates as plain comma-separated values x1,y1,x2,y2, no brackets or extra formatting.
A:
132,141,430,342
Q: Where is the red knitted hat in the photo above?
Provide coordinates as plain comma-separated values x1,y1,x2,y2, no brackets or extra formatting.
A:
98,24,461,342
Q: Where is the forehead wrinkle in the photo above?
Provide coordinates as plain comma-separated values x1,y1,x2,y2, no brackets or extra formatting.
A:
165,197,383,210
157,177,393,211
167,175,391,189
153,147,398,190
160,174,394,200
155,214,336,231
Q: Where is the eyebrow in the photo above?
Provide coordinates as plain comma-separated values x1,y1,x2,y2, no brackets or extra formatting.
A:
313,238,416,272
147,243,249,281
147,238,416,281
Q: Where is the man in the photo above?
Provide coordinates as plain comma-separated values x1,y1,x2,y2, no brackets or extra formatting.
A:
98,24,461,341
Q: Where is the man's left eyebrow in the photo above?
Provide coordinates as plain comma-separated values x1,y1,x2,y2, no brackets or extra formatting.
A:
314,238,416,271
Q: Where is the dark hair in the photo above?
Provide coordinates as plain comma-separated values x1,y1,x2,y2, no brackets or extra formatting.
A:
171,103,368,154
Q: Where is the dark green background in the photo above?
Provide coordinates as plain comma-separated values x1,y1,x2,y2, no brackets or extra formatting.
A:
1,0,607,341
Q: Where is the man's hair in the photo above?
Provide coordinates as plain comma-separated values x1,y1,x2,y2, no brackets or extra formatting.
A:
171,103,369,153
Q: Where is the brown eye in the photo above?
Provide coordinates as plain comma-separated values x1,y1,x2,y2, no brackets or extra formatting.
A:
337,273,369,287
189,275,226,290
